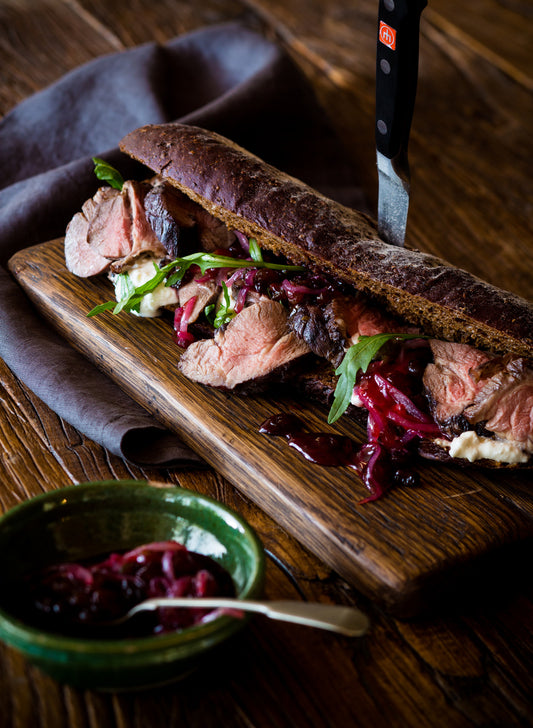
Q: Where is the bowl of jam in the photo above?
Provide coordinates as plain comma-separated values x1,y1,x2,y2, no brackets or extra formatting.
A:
0,480,265,690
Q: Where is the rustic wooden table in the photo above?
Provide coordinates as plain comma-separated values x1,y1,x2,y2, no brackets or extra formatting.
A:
1,1,532,726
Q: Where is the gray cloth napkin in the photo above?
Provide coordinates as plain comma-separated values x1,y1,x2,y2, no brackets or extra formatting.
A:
0,22,364,466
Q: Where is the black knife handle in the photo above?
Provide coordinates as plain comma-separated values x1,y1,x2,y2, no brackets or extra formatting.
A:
376,0,427,161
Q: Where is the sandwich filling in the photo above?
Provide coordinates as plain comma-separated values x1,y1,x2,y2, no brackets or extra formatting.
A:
65,172,533,499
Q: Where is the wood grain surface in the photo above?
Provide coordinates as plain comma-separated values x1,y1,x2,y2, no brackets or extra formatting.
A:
9,238,533,619
1,1,533,727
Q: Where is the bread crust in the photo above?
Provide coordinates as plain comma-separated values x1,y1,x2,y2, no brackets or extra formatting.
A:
120,123,533,358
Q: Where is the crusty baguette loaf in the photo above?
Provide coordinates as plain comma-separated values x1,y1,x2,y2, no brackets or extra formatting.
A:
120,122,533,359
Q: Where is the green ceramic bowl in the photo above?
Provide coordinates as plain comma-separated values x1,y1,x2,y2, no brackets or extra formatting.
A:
0,480,265,691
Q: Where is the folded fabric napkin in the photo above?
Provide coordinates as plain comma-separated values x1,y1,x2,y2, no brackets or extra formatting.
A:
0,22,365,466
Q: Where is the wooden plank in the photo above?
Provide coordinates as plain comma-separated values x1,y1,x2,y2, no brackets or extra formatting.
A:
427,0,533,87
9,238,533,616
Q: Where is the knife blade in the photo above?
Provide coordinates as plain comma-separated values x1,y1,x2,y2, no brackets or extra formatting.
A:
376,0,427,246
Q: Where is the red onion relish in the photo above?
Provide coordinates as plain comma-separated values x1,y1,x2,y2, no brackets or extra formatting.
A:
173,296,197,347
19,540,236,638
260,341,439,502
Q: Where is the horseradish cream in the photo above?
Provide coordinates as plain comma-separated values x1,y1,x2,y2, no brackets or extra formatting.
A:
446,430,528,464
114,256,178,317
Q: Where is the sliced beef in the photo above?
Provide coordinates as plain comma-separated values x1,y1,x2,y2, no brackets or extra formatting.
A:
464,356,533,451
87,187,132,260
289,303,345,367
423,341,533,454
144,179,197,258
65,186,126,277
178,298,310,389
109,181,168,272
331,295,400,342
82,186,116,218
66,174,236,280
127,181,167,256
144,177,234,254
289,293,413,368
177,275,219,323
422,341,491,434
65,209,110,277
66,181,168,277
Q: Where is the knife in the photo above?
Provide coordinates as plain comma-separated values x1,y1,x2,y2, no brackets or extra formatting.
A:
376,0,427,246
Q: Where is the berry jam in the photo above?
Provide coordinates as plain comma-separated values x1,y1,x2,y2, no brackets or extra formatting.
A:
17,541,235,638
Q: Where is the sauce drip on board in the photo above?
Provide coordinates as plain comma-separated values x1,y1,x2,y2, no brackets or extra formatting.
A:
259,341,440,501
260,412,421,502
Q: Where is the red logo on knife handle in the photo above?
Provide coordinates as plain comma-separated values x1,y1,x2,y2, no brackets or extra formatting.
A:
379,21,396,50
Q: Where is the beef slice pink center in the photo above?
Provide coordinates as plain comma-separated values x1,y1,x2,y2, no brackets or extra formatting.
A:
179,298,310,389
422,341,491,422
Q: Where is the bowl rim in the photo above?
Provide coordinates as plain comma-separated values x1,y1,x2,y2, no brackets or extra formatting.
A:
0,479,265,656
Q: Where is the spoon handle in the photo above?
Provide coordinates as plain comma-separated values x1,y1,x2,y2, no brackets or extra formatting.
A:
126,598,369,637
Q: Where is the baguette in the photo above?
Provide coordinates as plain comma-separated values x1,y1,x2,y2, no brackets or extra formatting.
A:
120,122,532,359
64,122,533,499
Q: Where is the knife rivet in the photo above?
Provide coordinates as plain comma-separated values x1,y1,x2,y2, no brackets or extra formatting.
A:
384,0,395,10
377,120,388,135
380,59,391,74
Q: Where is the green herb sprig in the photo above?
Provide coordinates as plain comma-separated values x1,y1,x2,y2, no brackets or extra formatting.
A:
212,282,236,328
88,251,305,318
92,157,124,190
248,238,263,263
327,333,428,424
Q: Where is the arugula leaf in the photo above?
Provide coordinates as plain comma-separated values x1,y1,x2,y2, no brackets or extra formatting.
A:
212,282,235,328
113,273,135,309
248,238,263,263
327,333,427,424
188,252,302,274
88,260,172,317
204,303,216,325
92,157,124,190
86,300,117,316
88,250,305,318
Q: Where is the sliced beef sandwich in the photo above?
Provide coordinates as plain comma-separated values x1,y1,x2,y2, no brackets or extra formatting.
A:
64,122,533,499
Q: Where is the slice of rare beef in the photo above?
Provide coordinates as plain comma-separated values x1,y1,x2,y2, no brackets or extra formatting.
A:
66,181,168,277
144,179,197,258
126,181,167,257
330,295,404,342
87,187,132,260
144,177,234,255
289,293,414,368
177,275,219,324
110,181,168,272
65,186,120,277
289,303,345,367
178,298,310,389
65,210,110,277
422,340,491,434
464,356,533,451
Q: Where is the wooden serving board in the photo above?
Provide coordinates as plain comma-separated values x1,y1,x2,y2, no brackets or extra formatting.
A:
9,240,533,616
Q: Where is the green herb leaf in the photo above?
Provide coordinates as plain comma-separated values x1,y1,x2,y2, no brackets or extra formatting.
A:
204,303,216,325
88,252,305,319
212,282,235,328
87,300,117,317
92,157,125,190
248,238,263,263
327,333,428,424
112,273,136,313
